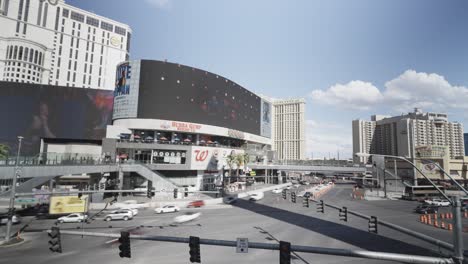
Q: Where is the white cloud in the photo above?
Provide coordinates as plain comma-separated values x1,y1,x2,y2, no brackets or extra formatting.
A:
310,80,383,110
384,70,468,111
309,70,468,113
306,119,352,159
145,0,171,9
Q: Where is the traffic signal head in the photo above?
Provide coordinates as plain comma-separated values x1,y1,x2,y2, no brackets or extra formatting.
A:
368,216,378,233
173,188,178,199
302,197,309,207
48,227,62,253
339,207,347,222
118,231,131,258
184,187,189,197
189,236,201,263
316,200,324,213
279,241,291,264
147,181,154,198
282,189,287,199
78,190,82,199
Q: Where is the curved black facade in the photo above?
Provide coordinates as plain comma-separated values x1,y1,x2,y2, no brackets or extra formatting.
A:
137,60,262,135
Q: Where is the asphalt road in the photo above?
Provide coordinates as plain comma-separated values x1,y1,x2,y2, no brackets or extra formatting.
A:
0,184,465,264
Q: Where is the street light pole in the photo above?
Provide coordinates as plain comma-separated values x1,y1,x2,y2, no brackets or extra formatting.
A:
5,136,23,242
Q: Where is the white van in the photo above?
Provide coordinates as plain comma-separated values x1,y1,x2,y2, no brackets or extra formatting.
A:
249,192,264,201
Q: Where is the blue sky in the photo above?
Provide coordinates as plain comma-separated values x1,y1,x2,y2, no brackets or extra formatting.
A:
69,0,468,159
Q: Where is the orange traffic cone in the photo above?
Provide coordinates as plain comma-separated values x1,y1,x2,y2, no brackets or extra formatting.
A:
446,213,450,219
419,215,424,222
464,211,468,218
441,213,445,219
434,220,439,228
428,218,432,225
448,224,453,231
434,214,438,220
441,222,446,229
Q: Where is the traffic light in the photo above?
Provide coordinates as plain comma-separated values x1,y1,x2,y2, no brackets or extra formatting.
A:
279,241,291,264
291,192,296,203
184,187,189,197
282,189,287,200
189,236,201,263
147,181,154,198
316,200,324,213
368,216,378,233
339,207,347,222
48,227,62,253
302,197,309,208
118,231,131,258
78,190,82,199
173,188,178,199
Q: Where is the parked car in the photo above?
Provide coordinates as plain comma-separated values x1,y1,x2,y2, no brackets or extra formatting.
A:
272,188,282,194
104,210,133,221
223,196,238,204
174,212,201,224
187,200,205,208
414,204,439,214
249,192,264,201
155,205,180,214
424,198,450,207
57,213,88,223
0,214,20,225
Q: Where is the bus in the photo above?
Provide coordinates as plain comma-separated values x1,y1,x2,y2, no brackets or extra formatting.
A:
403,185,446,201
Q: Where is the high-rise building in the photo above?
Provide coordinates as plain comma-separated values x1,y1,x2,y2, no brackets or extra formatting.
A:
0,0,131,89
352,119,376,163
465,133,468,156
271,98,306,160
353,108,465,163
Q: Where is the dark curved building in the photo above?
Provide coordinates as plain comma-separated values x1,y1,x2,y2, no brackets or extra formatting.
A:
110,60,272,144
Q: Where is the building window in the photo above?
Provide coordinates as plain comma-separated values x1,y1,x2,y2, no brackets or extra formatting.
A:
54,6,60,30
42,2,48,27
70,11,84,22
100,21,113,32
86,16,99,27
114,26,126,36
62,8,69,18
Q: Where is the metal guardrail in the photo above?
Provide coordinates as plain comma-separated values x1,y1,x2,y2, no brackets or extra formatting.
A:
52,230,454,264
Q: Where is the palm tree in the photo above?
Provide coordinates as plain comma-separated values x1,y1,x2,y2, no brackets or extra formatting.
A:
235,153,250,178
0,144,9,159
225,154,237,183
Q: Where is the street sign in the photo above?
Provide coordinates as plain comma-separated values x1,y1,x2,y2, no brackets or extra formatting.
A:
15,198,38,204
236,238,248,253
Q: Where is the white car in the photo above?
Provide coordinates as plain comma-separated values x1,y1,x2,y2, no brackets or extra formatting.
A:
174,212,201,223
104,210,133,221
0,215,20,225
272,188,282,194
57,213,88,223
110,208,138,216
155,205,180,214
249,192,264,201
285,186,292,190
425,199,450,207
293,184,301,188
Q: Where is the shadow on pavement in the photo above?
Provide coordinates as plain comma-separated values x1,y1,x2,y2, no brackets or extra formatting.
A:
232,199,444,257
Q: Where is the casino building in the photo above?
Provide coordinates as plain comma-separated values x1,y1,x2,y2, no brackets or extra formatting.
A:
0,60,274,191
103,60,273,189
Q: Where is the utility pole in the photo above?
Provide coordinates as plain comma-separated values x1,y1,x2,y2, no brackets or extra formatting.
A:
452,196,464,264
5,136,23,243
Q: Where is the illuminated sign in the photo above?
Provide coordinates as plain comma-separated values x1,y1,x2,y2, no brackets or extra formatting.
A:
49,196,88,215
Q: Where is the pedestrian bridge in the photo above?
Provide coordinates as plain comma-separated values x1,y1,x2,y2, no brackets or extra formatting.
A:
249,164,365,173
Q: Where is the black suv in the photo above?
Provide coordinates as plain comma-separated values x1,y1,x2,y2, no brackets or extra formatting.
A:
414,204,438,214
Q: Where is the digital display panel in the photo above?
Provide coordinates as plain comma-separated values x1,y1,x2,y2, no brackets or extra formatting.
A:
137,60,262,135
0,81,113,155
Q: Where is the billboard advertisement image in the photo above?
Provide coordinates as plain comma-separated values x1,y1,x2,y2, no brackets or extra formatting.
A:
49,196,88,215
113,61,141,120
0,82,113,155
191,146,244,170
260,99,271,138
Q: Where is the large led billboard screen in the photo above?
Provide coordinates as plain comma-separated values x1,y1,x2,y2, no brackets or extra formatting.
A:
136,60,262,136
0,82,113,155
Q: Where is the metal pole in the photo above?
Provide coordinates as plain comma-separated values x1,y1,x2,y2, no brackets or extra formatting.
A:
56,230,454,264
383,168,387,198
451,196,463,264
5,136,23,242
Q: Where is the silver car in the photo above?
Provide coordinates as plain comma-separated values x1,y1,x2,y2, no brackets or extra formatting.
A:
104,209,133,221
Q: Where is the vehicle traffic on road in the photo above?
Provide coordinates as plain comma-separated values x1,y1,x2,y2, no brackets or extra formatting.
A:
174,212,201,223
104,209,134,221
155,205,180,214
57,213,88,223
